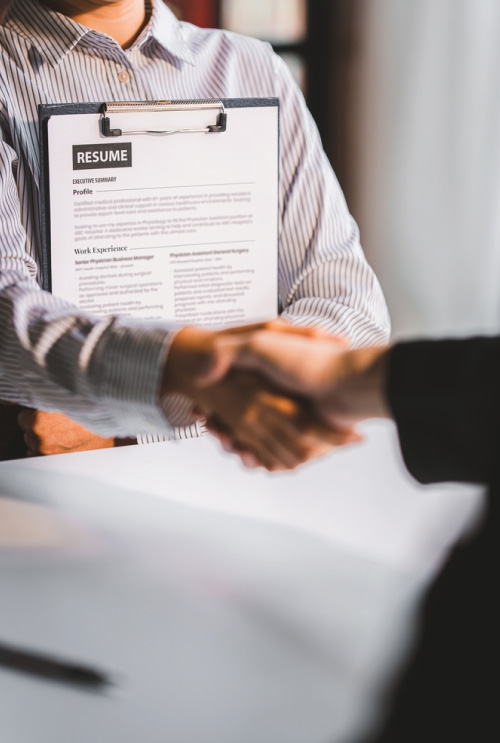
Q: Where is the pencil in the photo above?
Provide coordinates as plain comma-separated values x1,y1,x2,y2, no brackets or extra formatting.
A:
0,640,115,690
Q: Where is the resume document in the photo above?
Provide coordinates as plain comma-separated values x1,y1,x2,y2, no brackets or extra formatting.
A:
44,102,279,328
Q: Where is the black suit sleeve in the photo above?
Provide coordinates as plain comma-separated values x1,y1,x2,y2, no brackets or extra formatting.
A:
386,337,500,485
363,337,500,743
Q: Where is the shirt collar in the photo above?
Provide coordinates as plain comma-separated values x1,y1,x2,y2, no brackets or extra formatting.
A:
141,0,195,65
5,0,195,68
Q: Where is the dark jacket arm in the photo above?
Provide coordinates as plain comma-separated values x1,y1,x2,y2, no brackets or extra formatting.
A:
387,337,500,485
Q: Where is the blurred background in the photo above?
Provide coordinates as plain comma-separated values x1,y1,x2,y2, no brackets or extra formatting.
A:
168,0,500,340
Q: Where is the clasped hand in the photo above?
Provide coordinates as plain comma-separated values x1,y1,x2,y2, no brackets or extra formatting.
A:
15,319,372,471
163,320,361,471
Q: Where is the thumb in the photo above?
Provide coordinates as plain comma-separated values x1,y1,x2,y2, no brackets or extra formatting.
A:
196,336,245,387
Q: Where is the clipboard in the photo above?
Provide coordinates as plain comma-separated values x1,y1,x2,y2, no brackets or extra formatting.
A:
39,98,279,329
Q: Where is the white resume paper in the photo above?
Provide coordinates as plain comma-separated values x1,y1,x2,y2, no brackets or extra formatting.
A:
45,102,279,328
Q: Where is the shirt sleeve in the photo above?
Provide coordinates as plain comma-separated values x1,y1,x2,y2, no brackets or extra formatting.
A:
273,55,391,347
0,135,177,437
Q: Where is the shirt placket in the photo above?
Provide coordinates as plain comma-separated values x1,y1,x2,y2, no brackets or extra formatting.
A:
87,37,149,101
123,44,161,101
113,50,146,101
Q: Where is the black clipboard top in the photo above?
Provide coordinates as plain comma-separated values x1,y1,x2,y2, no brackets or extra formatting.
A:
38,97,279,124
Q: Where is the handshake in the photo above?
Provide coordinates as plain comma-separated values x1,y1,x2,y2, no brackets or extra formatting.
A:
162,319,391,471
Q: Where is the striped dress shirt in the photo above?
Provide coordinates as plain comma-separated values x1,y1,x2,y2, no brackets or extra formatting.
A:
0,0,390,440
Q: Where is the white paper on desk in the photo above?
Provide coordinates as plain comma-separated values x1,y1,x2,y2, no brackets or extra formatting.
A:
46,105,278,327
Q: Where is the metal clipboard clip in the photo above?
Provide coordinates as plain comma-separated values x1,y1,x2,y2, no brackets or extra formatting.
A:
100,100,227,137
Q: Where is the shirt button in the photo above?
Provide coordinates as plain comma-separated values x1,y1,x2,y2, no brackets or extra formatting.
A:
117,69,130,83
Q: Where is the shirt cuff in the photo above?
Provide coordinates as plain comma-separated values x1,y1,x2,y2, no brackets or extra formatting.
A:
88,319,176,435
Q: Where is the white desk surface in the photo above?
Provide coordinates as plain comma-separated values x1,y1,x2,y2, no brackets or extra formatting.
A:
0,421,483,743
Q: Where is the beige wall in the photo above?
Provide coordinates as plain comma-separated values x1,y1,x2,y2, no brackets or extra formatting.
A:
346,0,500,339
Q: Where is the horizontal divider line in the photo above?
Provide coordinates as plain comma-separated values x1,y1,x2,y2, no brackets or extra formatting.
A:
131,240,256,250
95,182,256,193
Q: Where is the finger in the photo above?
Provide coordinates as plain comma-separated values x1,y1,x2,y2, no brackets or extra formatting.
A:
200,332,341,395
190,410,206,423
256,397,364,468
23,432,39,454
296,411,363,447
17,408,37,432
208,424,237,453
219,318,316,337
256,405,317,468
206,384,355,471
219,320,286,335
274,322,348,346
258,423,362,469
299,426,363,451
205,416,260,464
200,323,347,387
205,417,234,445
238,436,289,471
266,319,347,343
233,403,309,471
221,439,261,468
209,409,288,471
196,339,242,387
204,415,225,434
252,405,329,469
